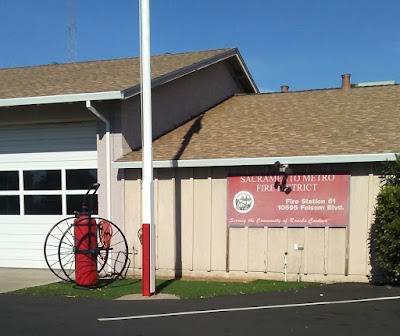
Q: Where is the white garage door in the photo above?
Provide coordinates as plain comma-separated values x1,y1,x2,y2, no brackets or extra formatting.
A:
0,122,98,268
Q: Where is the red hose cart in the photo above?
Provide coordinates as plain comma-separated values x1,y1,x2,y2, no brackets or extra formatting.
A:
43,183,129,288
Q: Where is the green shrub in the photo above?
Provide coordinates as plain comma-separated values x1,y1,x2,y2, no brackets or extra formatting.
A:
371,155,400,284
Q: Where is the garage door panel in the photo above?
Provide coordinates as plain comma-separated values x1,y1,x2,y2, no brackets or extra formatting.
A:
0,258,48,269
1,248,46,258
0,122,97,154
1,227,56,236
0,122,97,269
0,222,67,236
0,140,93,154
0,154,97,170
0,239,48,250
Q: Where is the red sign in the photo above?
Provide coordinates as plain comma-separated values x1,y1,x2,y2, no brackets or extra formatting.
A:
227,174,350,227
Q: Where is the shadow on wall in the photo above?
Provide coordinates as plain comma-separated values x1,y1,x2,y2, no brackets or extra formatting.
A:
173,114,203,277
173,114,203,161
174,170,183,279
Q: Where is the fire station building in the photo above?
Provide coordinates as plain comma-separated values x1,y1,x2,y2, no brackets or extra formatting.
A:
0,48,398,283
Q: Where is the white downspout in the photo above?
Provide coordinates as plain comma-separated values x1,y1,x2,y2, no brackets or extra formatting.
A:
86,100,112,220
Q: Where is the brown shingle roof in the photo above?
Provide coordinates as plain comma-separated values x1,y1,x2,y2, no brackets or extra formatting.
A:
118,84,400,161
0,49,233,99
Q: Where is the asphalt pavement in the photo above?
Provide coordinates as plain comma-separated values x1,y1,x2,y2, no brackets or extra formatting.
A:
1,282,400,335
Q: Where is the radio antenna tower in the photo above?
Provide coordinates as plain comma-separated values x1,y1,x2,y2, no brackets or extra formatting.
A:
67,0,78,62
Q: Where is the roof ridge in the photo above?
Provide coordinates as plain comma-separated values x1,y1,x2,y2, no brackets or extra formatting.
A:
154,47,234,57
232,89,341,96
0,48,235,72
233,84,400,96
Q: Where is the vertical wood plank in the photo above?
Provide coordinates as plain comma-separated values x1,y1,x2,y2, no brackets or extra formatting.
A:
264,226,268,273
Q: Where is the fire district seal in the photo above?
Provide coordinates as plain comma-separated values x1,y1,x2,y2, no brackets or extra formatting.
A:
233,191,254,213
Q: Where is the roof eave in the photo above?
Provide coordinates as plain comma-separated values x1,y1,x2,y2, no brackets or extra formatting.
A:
0,49,258,106
113,153,396,169
121,48,259,99
234,49,259,93
0,91,123,107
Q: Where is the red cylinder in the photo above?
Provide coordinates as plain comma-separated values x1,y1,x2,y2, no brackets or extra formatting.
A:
142,223,150,296
74,215,98,286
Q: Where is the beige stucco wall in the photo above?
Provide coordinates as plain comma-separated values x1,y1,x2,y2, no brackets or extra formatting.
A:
124,163,382,283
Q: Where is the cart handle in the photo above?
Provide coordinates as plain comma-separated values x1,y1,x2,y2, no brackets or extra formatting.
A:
81,183,100,215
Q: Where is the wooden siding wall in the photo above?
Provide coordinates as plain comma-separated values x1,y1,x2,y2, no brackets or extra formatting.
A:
125,164,380,283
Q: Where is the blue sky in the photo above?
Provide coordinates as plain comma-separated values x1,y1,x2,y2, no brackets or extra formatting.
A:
0,0,399,92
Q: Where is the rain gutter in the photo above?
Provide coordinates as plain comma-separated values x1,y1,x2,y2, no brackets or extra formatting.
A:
0,91,123,107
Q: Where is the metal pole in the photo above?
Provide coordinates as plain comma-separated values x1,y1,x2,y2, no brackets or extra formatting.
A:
140,0,155,296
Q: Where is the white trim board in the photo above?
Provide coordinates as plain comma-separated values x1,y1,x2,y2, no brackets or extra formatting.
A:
0,151,97,170
114,153,397,169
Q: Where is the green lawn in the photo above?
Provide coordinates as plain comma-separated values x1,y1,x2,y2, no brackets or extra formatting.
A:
12,278,320,300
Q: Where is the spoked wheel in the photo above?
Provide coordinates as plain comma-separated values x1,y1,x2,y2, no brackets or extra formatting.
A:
96,218,129,285
58,218,129,287
43,217,76,281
